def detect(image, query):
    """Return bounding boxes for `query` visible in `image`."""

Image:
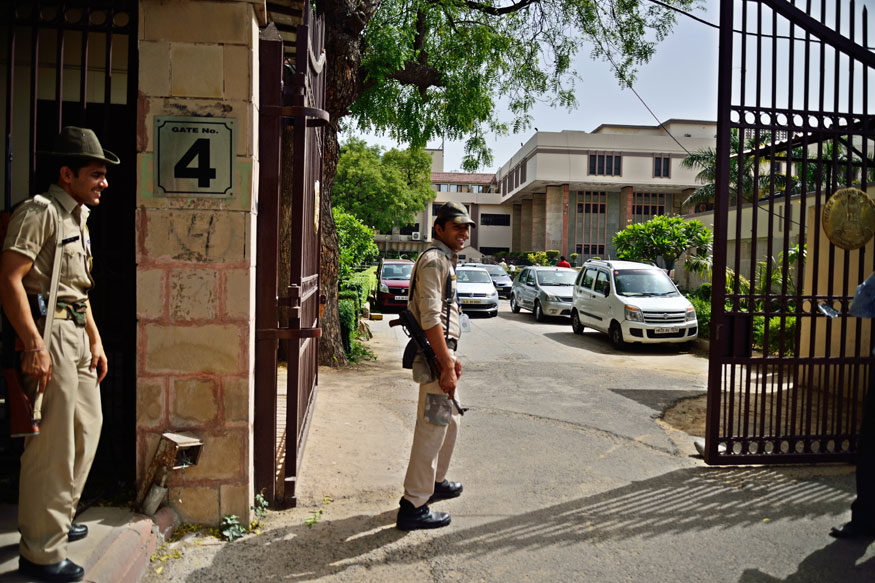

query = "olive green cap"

[38,126,120,165]
[435,201,476,228]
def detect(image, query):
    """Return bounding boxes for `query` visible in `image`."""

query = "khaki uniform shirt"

[408,240,460,341]
[3,184,94,303]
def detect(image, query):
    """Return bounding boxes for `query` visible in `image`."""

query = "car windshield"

[614,269,678,296]
[481,265,507,277]
[457,270,492,284]
[536,270,576,286]
[382,264,413,280]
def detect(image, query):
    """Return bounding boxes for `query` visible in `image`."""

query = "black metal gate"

[255,0,326,507]
[0,1,138,497]
[706,0,875,463]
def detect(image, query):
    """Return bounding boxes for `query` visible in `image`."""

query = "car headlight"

[544,294,557,302]
[380,283,389,293]
[685,307,697,321]
[624,305,644,322]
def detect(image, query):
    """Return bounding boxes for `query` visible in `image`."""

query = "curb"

[82,513,157,583]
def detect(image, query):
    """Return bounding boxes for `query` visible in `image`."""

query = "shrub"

[527,251,549,266]
[693,282,712,301]
[753,316,797,356]
[687,295,711,340]
[337,298,358,354]
[545,250,560,262]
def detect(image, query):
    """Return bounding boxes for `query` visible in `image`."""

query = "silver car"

[466,263,514,297]
[510,266,577,321]
[456,266,499,317]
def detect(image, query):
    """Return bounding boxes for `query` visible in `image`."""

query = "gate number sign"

[156,116,236,196]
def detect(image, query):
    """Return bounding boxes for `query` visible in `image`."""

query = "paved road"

[142,300,873,583]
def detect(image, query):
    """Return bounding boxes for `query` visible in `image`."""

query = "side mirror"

[603,286,610,297]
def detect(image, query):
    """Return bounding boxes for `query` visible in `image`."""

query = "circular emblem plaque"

[822,188,875,251]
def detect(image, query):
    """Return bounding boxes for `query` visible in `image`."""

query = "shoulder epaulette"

[31,194,51,208]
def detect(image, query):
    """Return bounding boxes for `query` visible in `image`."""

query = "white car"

[456,266,499,317]
[571,259,697,348]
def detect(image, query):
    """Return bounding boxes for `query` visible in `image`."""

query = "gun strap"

[409,247,454,342]
[32,199,64,422]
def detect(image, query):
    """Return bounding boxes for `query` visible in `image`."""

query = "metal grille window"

[573,191,608,260]
[631,193,666,223]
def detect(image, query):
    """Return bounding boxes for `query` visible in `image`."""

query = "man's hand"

[21,349,52,393]
[90,341,108,383]
[454,358,462,380]
[438,362,458,398]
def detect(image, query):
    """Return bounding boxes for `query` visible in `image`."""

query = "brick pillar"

[511,204,522,252]
[136,0,261,526]
[520,199,533,251]
[531,193,547,251]
[544,186,564,253]
[620,185,634,229]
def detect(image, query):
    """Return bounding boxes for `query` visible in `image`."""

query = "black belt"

[447,338,458,351]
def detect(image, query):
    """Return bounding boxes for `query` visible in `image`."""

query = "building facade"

[495,120,717,261]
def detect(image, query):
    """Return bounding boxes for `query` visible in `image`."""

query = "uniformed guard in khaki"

[396,200,474,531]
[0,126,114,582]
[404,239,462,507]
[6,185,101,564]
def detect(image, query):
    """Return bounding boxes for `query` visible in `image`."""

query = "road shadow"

[738,539,873,582]
[610,388,706,412]
[544,330,697,357]
[186,467,868,582]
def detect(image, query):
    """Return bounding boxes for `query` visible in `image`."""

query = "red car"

[376,259,415,310]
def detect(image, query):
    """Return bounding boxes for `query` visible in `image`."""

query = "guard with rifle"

[0,127,115,583]
[393,201,474,531]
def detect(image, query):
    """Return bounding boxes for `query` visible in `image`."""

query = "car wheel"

[571,310,584,335]
[609,321,625,349]
[534,300,545,322]
[510,294,521,313]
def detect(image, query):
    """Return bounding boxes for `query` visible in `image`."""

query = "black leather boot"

[19,557,85,582]
[396,497,451,530]
[428,479,463,503]
[68,523,88,542]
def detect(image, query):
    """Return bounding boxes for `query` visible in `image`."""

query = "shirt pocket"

[61,244,90,289]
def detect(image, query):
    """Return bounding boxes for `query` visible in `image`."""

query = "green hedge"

[338,298,357,354]
[337,266,378,359]
[687,295,711,340]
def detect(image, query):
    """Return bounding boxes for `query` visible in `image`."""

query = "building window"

[480,213,511,226]
[399,223,420,236]
[588,154,622,176]
[654,156,671,178]
[632,193,666,223]
[479,246,510,256]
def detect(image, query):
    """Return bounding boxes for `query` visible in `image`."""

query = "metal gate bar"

[706,0,875,464]
[0,1,138,483]
[255,0,325,507]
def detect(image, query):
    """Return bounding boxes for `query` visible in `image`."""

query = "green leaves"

[333,138,434,233]
[341,0,697,171]
[334,209,379,282]
[612,215,713,272]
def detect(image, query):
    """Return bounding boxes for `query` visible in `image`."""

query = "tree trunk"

[318,125,348,366]
[316,0,379,367]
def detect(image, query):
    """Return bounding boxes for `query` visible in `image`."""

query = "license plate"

[394,295,407,301]
[654,327,680,334]
[461,298,479,304]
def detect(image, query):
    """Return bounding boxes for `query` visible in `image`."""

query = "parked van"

[571,259,697,348]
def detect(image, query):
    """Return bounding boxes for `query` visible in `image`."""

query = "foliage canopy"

[333,138,434,233]
[612,214,713,272]
[345,0,698,170]
[334,209,379,281]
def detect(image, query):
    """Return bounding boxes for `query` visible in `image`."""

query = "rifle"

[390,309,466,415]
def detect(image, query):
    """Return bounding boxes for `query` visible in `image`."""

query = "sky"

[350,0,722,173]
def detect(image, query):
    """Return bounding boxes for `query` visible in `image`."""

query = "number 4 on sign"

[174,138,216,187]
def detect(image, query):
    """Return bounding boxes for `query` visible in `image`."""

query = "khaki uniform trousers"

[402,378,461,508]
[18,319,101,564]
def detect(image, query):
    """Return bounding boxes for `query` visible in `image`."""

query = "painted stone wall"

[135,0,262,525]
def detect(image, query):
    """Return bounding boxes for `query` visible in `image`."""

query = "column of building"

[135,0,260,525]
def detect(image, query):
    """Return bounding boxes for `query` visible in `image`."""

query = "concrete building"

[375,149,513,262]
[495,120,717,262]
